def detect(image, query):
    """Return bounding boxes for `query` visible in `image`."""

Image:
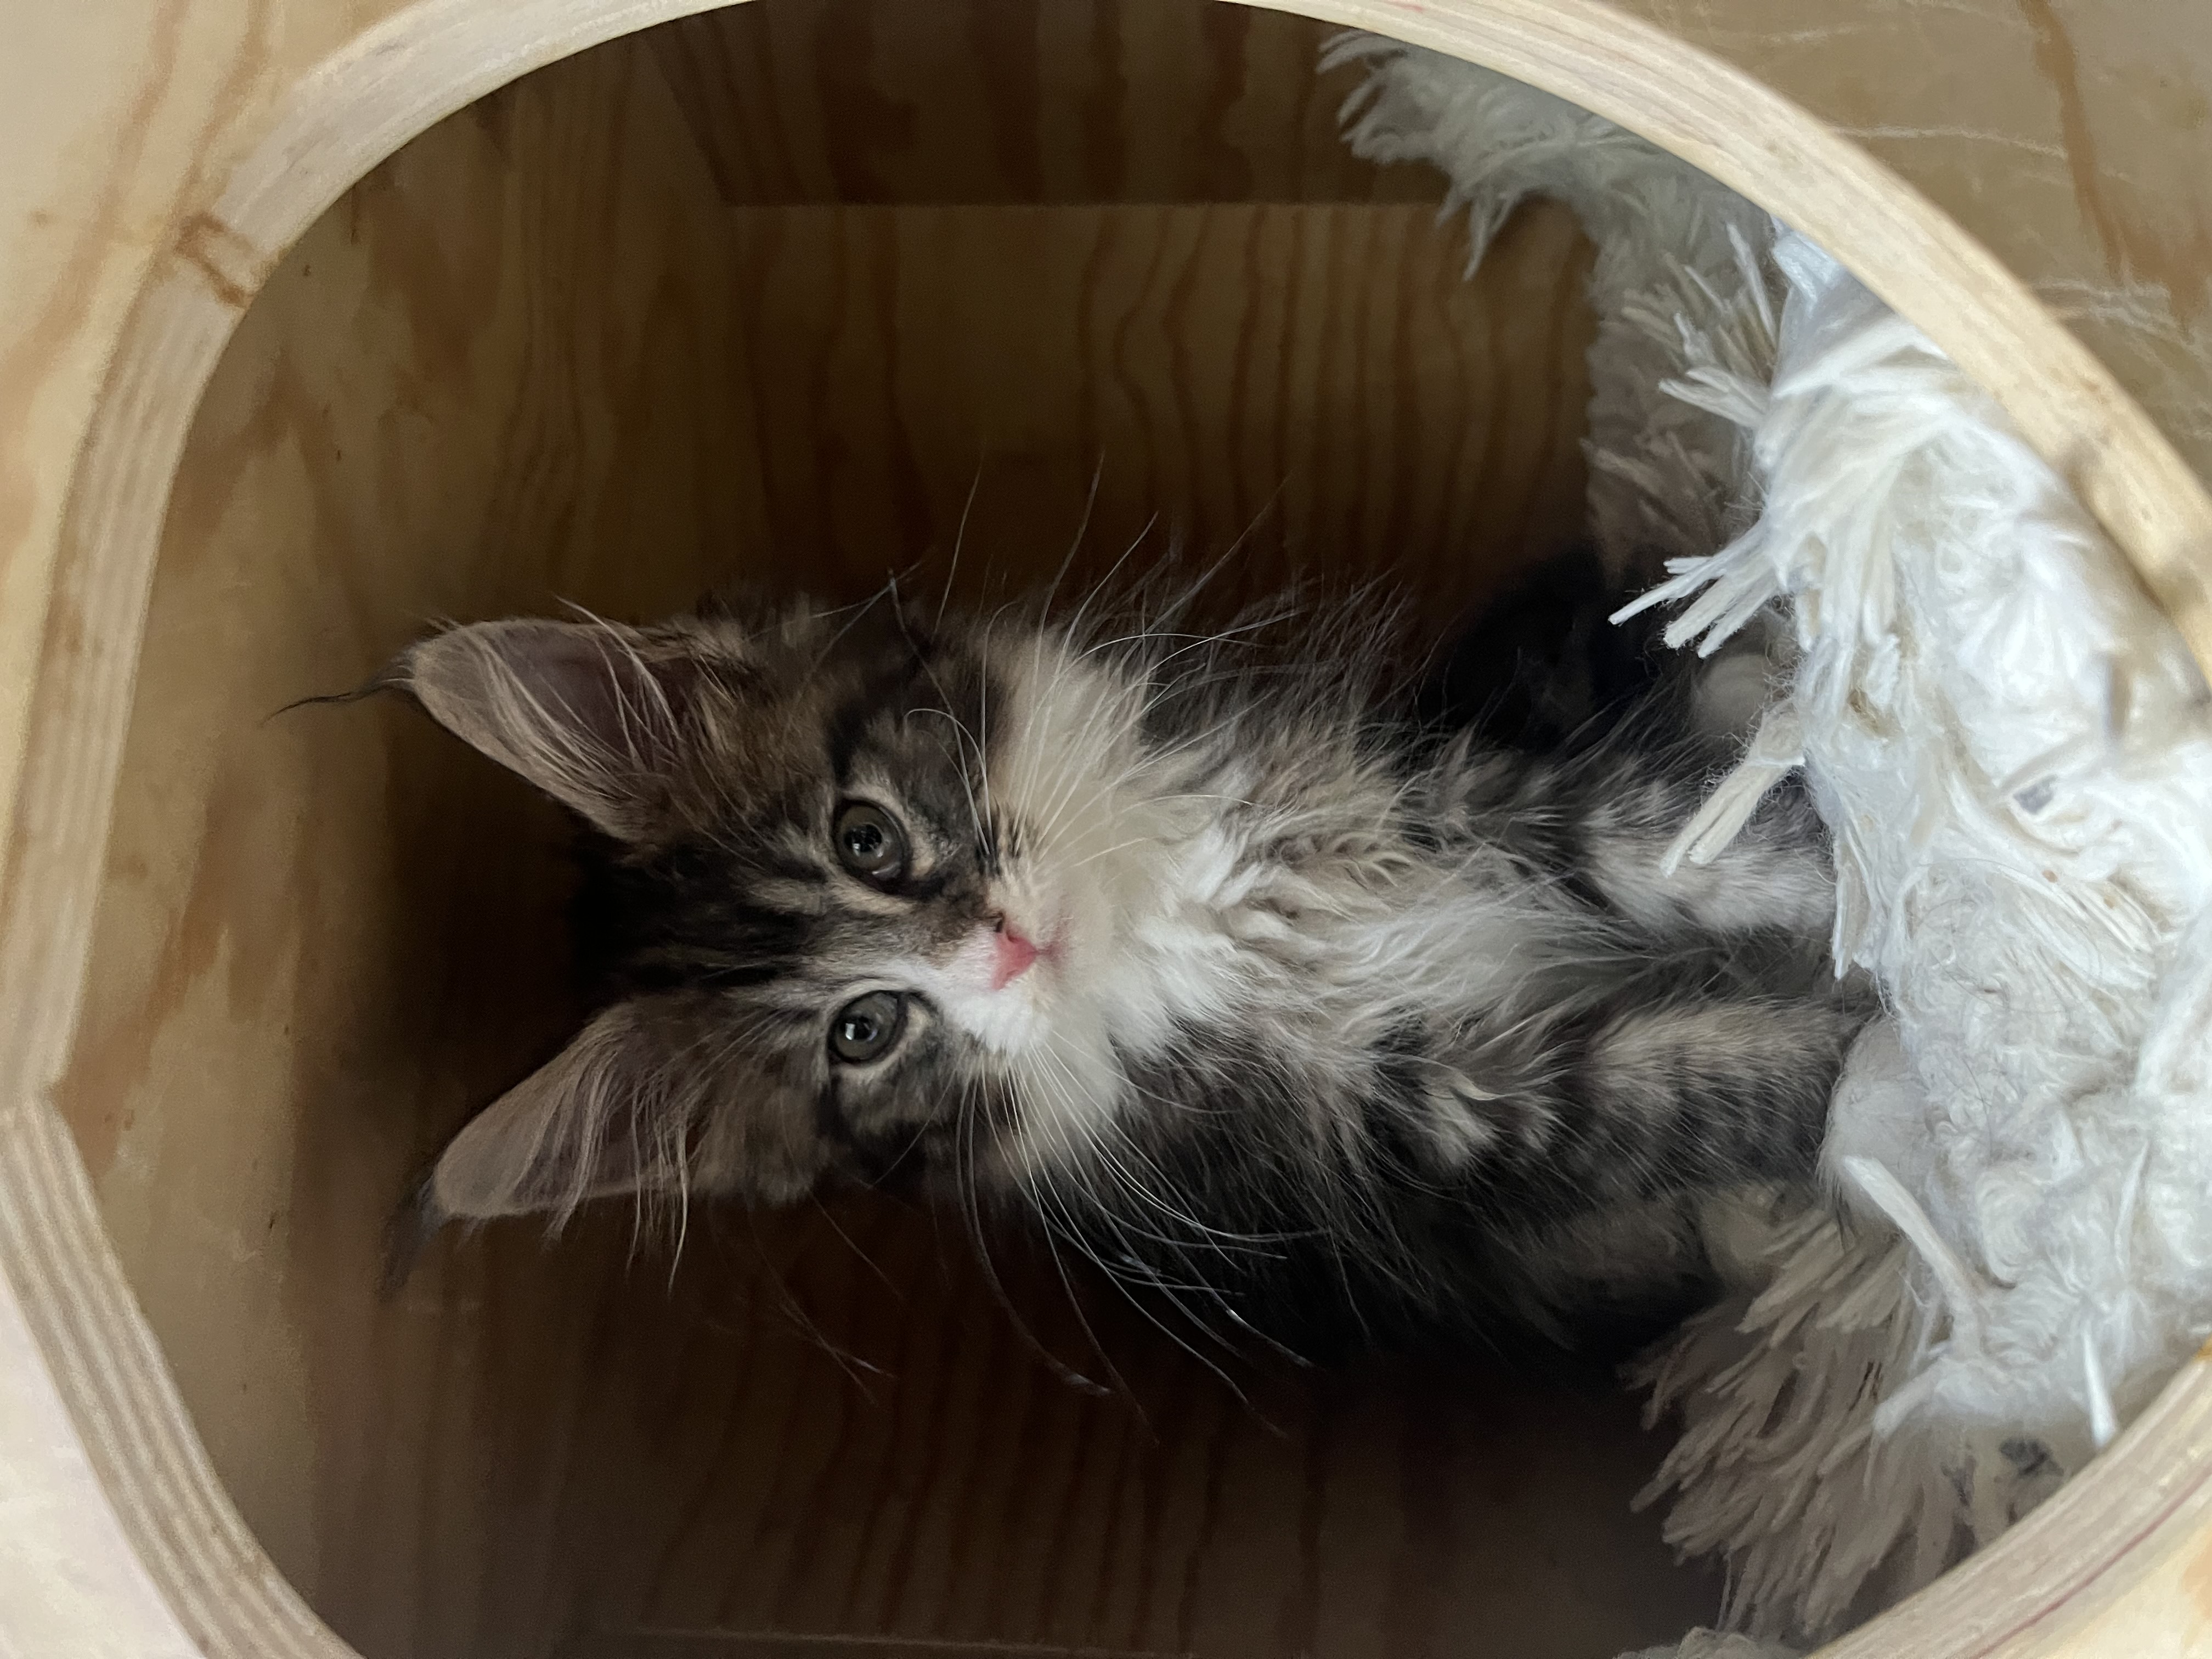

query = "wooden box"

[7,3,2212,1658]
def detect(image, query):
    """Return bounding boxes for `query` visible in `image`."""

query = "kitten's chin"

[947,990,1052,1057]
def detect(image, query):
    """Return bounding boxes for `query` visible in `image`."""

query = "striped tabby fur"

[383,550,1870,1358]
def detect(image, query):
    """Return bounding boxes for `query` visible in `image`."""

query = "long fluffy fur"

[386,571,1866,1368]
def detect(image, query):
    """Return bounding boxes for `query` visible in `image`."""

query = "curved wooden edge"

[1816,1342,2212,1659]
[3,3,2211,1658]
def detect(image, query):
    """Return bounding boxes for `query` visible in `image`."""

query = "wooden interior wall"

[645,0,1435,205]
[51,6,1717,1658]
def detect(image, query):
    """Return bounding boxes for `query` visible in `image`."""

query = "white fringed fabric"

[1334,38,2212,1657]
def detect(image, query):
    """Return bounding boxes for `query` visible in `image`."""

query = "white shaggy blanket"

[1332,37,2212,1655]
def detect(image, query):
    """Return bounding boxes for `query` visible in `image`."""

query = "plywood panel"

[51,27,1660,1659]
[704,196,1593,610]
[646,0,1446,204]
[519,1206,1711,1659]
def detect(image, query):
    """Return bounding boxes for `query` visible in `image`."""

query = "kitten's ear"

[394,1001,821,1282]
[413,1000,710,1239]
[394,618,706,838]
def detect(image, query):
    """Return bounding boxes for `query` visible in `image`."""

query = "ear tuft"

[394,618,704,838]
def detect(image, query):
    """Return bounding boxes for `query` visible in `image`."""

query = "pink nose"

[991,921,1041,989]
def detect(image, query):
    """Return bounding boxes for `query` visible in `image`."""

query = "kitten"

[379,554,1870,1358]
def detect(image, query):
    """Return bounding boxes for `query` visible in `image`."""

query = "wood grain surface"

[50,24,1677,1659]
[645,0,1443,205]
[10,3,2212,1659]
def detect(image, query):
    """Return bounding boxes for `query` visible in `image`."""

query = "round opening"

[55,5,1718,1656]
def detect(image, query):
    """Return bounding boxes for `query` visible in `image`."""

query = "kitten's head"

[390,592,1192,1240]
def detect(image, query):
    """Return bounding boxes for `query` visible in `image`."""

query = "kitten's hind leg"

[1421,540,1789,752]
[1417,541,1664,750]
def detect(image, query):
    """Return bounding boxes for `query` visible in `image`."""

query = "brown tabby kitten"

[376,550,1869,1358]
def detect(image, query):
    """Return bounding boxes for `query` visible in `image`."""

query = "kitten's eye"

[830,991,906,1064]
[834,800,909,882]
